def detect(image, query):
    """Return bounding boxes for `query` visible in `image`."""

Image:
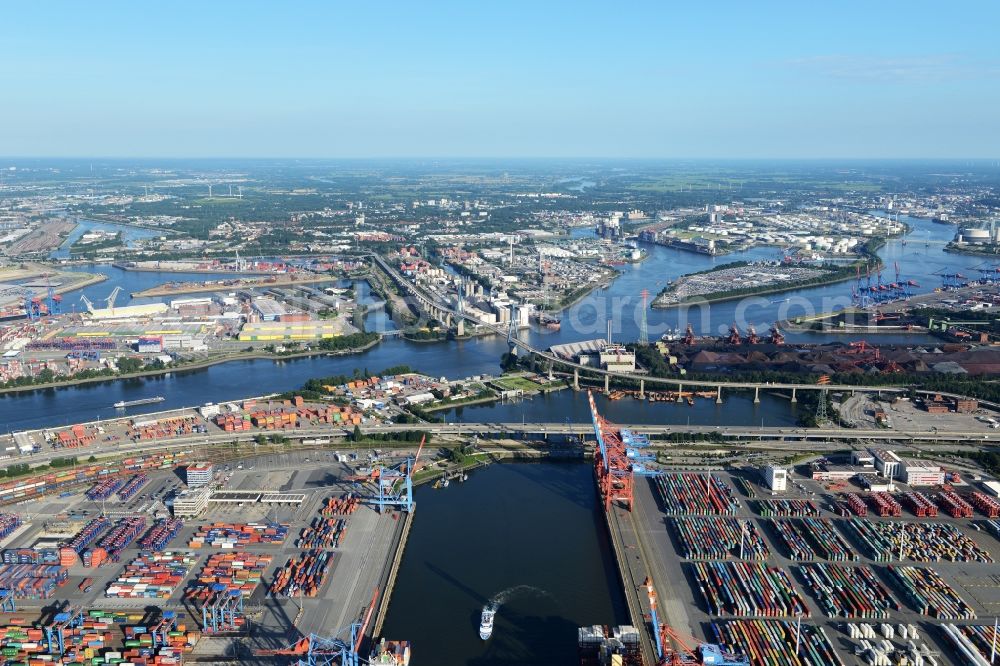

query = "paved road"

[9,419,1000,469]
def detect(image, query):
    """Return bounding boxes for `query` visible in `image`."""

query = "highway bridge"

[370,253,914,400]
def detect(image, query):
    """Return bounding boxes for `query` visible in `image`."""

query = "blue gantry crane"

[369,436,424,513]
[201,585,244,633]
[44,606,84,655]
[255,588,380,666]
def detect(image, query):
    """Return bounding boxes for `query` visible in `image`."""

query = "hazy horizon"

[4,1,999,159]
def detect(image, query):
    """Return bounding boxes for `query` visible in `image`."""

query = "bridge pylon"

[507,305,520,356]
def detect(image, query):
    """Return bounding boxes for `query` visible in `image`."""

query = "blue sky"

[2,1,999,158]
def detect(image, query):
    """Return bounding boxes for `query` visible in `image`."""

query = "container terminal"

[0,432,419,663]
[583,392,1000,666]
[5,394,1000,663]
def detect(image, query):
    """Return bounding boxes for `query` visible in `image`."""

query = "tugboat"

[479,607,495,640]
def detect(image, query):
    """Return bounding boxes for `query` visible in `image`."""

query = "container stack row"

[937,491,974,519]
[670,517,769,561]
[711,620,845,666]
[96,516,147,562]
[841,519,992,563]
[186,552,272,602]
[86,477,126,501]
[297,517,348,550]
[63,517,110,554]
[752,499,819,518]
[0,513,22,540]
[868,492,902,518]
[269,549,333,598]
[320,493,360,516]
[654,474,739,516]
[768,520,818,561]
[799,564,898,619]
[116,473,148,502]
[901,491,937,518]
[0,563,67,599]
[843,493,868,517]
[888,565,976,619]
[188,522,289,548]
[2,548,59,565]
[690,561,808,617]
[139,518,184,551]
[106,552,197,599]
[970,492,1000,519]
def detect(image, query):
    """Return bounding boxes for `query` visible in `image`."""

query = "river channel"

[3,213,978,431]
[379,462,628,666]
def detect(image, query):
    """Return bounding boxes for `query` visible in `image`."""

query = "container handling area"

[586,391,1000,666]
[0,446,415,665]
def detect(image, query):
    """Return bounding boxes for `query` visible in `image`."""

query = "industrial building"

[237,321,348,341]
[870,448,902,481]
[172,487,209,517]
[251,297,286,321]
[185,462,213,487]
[763,465,787,492]
[899,458,945,486]
[84,302,169,320]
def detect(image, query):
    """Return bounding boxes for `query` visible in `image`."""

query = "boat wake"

[484,585,552,613]
[480,585,551,640]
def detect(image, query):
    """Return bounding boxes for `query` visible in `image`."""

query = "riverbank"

[0,336,381,396]
[944,243,1000,257]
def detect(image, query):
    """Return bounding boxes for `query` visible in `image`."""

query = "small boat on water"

[479,607,495,640]
[113,396,165,409]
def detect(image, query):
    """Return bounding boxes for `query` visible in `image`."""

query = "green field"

[493,375,542,392]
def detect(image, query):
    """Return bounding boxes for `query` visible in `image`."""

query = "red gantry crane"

[588,391,635,512]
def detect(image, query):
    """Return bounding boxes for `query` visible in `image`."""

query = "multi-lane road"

[8,419,998,470]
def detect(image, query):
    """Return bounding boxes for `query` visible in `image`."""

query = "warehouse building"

[251,297,286,321]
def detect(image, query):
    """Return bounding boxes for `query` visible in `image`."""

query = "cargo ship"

[479,607,495,640]
[532,312,562,330]
[113,396,165,409]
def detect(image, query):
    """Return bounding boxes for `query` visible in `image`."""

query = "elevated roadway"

[369,253,912,397]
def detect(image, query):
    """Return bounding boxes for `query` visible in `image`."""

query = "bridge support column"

[677,384,684,403]
[547,362,554,381]
[573,367,579,391]
[716,386,722,404]
[456,319,465,337]
[790,387,797,403]
[604,374,610,394]
[754,386,760,404]
[638,379,645,399]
